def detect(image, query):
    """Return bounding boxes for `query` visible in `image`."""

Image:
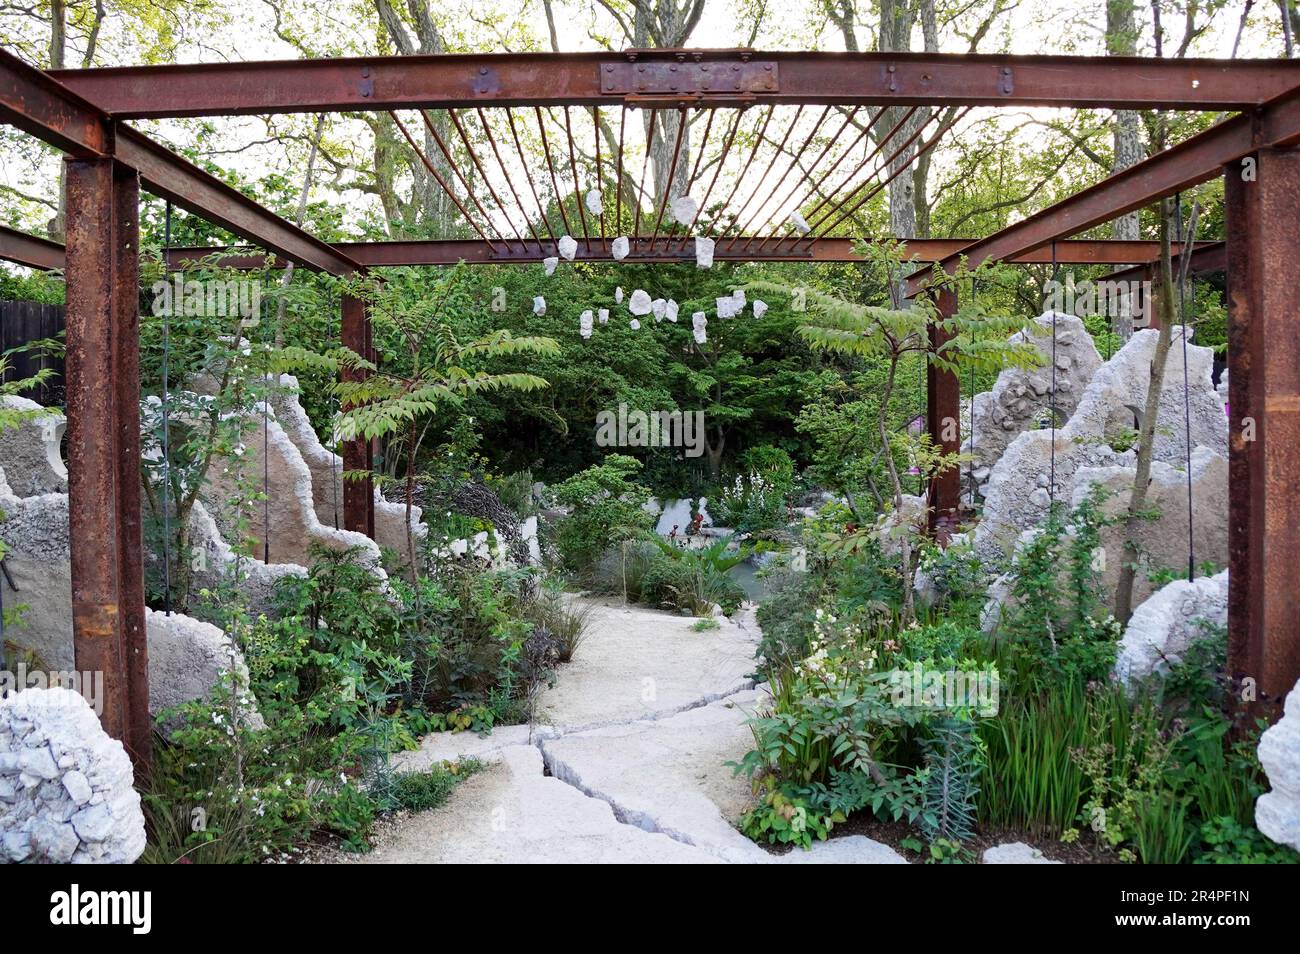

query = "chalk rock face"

[585,189,603,216]
[611,237,630,261]
[628,289,653,316]
[875,494,927,557]
[963,313,1101,500]
[145,608,263,729]
[671,195,698,225]
[271,375,423,562]
[0,396,66,497]
[1114,570,1228,685]
[543,256,559,276]
[1257,677,1300,852]
[0,687,146,864]
[983,842,1061,864]
[1073,447,1229,609]
[557,235,578,261]
[975,327,1226,568]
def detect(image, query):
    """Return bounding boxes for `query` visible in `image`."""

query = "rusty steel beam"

[0,224,66,271]
[906,83,1300,298]
[1226,150,1300,720]
[340,294,375,540]
[159,237,1189,270]
[48,50,1300,118]
[0,49,359,276]
[1102,240,1226,286]
[926,287,961,537]
[64,157,152,772]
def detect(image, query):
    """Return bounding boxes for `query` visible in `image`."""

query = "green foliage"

[551,454,654,574]
[385,760,482,813]
[639,535,750,616]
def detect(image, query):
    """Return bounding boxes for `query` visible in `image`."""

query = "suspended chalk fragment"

[533,296,547,316]
[695,236,714,269]
[558,235,578,260]
[716,296,739,319]
[665,299,679,323]
[732,288,746,307]
[630,318,641,330]
[671,195,698,225]
[789,210,811,234]
[753,299,768,319]
[652,298,666,321]
[628,289,652,315]
[611,236,630,261]
[543,256,559,276]
[598,308,610,324]
[692,311,708,344]
[579,310,594,338]
[585,189,604,216]
[615,286,624,304]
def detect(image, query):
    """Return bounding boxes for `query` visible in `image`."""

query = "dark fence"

[0,299,65,406]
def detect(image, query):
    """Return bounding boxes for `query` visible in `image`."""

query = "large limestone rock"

[271,374,425,560]
[975,327,1226,568]
[202,402,383,571]
[145,608,263,728]
[1114,570,1228,685]
[1074,447,1229,608]
[963,313,1102,498]
[0,687,146,864]
[876,493,927,557]
[1256,677,1300,852]
[185,499,307,618]
[0,396,66,497]
[982,842,1061,864]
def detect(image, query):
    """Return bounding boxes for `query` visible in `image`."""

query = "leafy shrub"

[639,536,749,616]
[551,455,654,575]
[385,760,482,813]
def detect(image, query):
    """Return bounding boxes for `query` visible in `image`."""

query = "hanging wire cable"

[326,284,340,530]
[261,292,271,565]
[592,106,607,243]
[614,104,627,236]
[1175,193,1200,580]
[1049,240,1059,509]
[970,275,977,509]
[160,202,174,615]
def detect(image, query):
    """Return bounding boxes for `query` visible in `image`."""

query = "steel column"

[926,288,961,537]
[1225,150,1300,719]
[64,157,151,771]
[340,294,375,539]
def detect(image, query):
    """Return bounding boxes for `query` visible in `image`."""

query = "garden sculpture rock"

[629,289,652,316]
[695,236,714,269]
[752,299,768,319]
[1256,677,1300,852]
[612,236,630,261]
[671,195,698,225]
[579,311,593,338]
[1114,570,1229,685]
[585,189,603,216]
[533,295,546,315]
[665,299,679,322]
[543,256,558,276]
[789,210,811,234]
[692,312,708,344]
[557,235,578,261]
[0,396,66,496]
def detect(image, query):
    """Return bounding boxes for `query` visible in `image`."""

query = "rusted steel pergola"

[2,46,1298,768]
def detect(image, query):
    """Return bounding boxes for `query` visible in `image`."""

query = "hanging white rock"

[630,318,641,330]
[579,310,594,338]
[557,235,578,261]
[692,311,708,344]
[543,256,559,276]
[732,288,746,307]
[716,296,739,319]
[628,289,652,315]
[752,299,768,319]
[671,195,698,226]
[615,286,624,304]
[598,308,610,324]
[585,189,604,216]
[533,296,547,316]
[652,298,667,321]
[695,236,715,269]
[789,210,811,234]
[665,299,679,323]
[611,236,630,261]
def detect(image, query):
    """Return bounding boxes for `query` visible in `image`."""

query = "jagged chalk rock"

[983,843,1061,864]
[652,298,666,321]
[695,236,714,269]
[752,299,768,319]
[585,189,603,216]
[543,256,559,276]
[789,210,811,234]
[716,296,740,319]
[671,195,698,225]
[611,236,630,261]
[614,286,624,304]
[145,608,263,731]
[665,299,679,323]
[557,235,578,261]
[0,688,145,864]
[629,318,641,330]
[692,312,708,344]
[1114,570,1229,685]
[598,308,609,324]
[1256,677,1300,852]
[732,289,746,308]
[533,296,546,316]
[579,310,594,339]
[628,289,652,316]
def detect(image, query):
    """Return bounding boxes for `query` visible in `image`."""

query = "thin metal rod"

[685,106,718,189]
[615,104,627,235]
[719,104,805,246]
[802,105,922,235]
[534,106,573,236]
[447,108,527,249]
[739,104,832,249]
[160,201,173,615]
[475,106,547,245]
[633,109,655,242]
[592,106,607,241]
[710,104,776,238]
[389,110,503,252]
[768,105,890,251]
[417,108,508,248]
[506,108,559,241]
[677,106,746,249]
[649,107,688,247]
[561,106,591,251]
